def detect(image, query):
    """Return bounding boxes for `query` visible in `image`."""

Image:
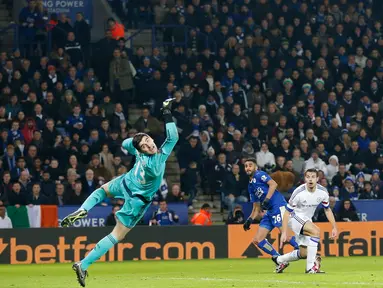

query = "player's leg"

[301,221,321,273]
[73,219,131,287]
[275,236,307,266]
[81,219,130,270]
[62,177,121,227]
[253,216,280,257]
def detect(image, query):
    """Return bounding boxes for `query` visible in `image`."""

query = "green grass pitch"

[1,257,383,288]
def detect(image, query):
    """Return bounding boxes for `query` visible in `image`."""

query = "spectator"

[67,180,86,205]
[108,18,125,40]
[340,177,358,200]
[28,183,48,205]
[359,181,375,199]
[0,172,11,206]
[304,150,328,175]
[326,155,339,183]
[106,205,120,226]
[109,49,134,109]
[52,183,67,206]
[82,169,97,196]
[337,199,360,222]
[191,203,212,226]
[0,205,12,228]
[74,12,91,58]
[223,164,248,212]
[41,171,55,198]
[166,184,185,203]
[314,196,337,223]
[88,155,112,182]
[134,107,164,141]
[8,182,27,206]
[65,32,83,66]
[227,204,245,224]
[150,200,179,226]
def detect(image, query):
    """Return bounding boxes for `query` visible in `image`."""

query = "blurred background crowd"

[1,0,383,227]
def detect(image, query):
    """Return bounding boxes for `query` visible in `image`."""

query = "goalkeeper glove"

[161,98,176,123]
[243,217,252,231]
[261,198,271,211]
[162,98,176,114]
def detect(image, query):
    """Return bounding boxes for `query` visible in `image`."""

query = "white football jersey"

[286,183,329,219]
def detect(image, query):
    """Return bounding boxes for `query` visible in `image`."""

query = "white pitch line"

[144,277,383,286]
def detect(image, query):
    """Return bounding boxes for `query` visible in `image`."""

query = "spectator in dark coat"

[8,182,27,206]
[177,136,202,170]
[28,183,48,205]
[337,199,359,222]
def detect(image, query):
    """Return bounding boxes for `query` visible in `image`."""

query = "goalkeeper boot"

[61,209,88,227]
[72,262,88,287]
[272,256,289,273]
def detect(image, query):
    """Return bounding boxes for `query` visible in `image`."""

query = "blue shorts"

[108,175,152,228]
[259,205,286,231]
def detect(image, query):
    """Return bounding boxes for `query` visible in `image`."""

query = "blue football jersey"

[248,170,287,211]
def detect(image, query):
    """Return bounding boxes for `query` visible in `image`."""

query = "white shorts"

[288,214,311,247]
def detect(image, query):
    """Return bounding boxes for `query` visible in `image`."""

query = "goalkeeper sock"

[80,188,106,212]
[81,233,118,270]
[306,237,320,271]
[289,236,299,250]
[256,239,280,256]
[277,249,302,264]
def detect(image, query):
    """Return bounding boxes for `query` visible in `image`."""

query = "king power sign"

[42,1,93,24]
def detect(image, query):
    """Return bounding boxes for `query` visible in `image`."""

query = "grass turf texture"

[1,257,383,288]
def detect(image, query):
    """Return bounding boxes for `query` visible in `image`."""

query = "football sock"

[277,249,302,264]
[80,188,106,212]
[307,237,320,271]
[256,239,280,256]
[81,233,118,270]
[289,236,299,249]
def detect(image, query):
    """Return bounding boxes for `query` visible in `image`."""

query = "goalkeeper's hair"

[132,133,149,152]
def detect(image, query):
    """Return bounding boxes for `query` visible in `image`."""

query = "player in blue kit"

[243,158,299,272]
[61,99,178,287]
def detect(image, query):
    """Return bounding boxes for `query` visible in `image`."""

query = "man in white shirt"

[0,205,12,229]
[304,150,328,175]
[256,142,276,169]
[273,169,338,273]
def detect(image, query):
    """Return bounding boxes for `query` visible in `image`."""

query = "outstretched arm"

[148,99,179,175]
[122,138,138,156]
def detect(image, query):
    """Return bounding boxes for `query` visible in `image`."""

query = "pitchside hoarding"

[0,226,227,264]
[0,223,382,264]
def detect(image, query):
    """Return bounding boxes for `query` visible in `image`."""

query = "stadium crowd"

[2,0,383,226]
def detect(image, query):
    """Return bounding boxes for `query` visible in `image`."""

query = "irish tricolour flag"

[6,205,58,228]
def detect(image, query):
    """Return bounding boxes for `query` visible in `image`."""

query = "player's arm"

[259,171,278,210]
[147,99,179,176]
[249,202,260,220]
[122,138,138,156]
[265,178,278,200]
[243,191,260,231]
[322,194,338,239]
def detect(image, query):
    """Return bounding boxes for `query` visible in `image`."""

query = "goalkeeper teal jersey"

[121,122,178,201]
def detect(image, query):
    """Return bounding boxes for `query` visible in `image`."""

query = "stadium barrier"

[1,222,382,264]
[242,200,383,221]
[58,204,189,227]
